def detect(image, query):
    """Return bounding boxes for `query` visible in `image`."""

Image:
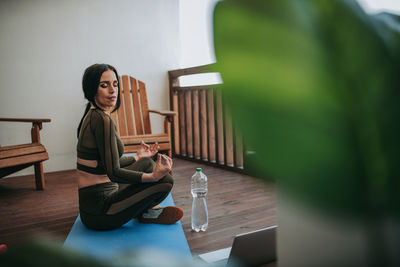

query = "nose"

[108,84,117,94]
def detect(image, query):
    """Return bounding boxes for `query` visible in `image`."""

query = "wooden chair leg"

[34,162,45,190]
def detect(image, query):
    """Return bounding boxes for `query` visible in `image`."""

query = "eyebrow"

[99,80,118,84]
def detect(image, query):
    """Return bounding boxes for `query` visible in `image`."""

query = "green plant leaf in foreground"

[213,0,400,218]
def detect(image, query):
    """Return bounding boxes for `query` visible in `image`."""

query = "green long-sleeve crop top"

[77,108,143,183]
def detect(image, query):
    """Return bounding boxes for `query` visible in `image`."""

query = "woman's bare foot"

[139,206,183,225]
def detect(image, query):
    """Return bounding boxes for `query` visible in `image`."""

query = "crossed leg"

[105,157,173,218]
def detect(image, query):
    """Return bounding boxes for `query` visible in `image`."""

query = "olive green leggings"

[78,157,173,230]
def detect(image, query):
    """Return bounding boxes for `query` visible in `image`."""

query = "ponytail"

[77,103,91,138]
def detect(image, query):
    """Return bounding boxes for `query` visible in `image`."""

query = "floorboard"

[0,158,276,256]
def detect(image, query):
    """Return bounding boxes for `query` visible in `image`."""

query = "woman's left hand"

[142,154,172,182]
[136,141,159,160]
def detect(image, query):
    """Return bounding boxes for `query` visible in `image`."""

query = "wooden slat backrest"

[114,75,155,137]
[115,75,152,137]
[138,80,151,134]
[110,111,118,129]
[130,76,144,135]
[117,76,128,136]
[121,76,135,136]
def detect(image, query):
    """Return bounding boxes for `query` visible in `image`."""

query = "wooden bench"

[0,118,51,190]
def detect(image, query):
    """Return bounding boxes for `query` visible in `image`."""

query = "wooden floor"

[0,158,276,256]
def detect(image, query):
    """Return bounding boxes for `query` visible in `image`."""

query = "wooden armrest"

[0,118,51,130]
[0,118,51,123]
[148,110,176,117]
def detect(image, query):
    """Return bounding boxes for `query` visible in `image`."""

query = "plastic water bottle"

[191,168,208,232]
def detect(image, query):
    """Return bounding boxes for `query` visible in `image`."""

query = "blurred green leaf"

[213,0,400,217]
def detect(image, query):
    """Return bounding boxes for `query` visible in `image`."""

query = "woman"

[76,63,183,230]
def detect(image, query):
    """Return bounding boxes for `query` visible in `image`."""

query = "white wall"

[178,0,222,88]
[0,0,180,176]
[179,0,216,68]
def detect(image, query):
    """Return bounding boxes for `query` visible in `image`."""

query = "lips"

[108,96,117,101]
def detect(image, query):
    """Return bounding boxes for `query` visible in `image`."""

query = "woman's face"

[95,69,118,113]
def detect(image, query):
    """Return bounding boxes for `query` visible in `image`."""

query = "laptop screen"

[227,225,277,267]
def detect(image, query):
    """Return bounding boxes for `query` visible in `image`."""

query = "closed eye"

[99,81,118,88]
[99,83,108,88]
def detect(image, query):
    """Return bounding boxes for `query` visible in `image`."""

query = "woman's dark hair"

[77,64,121,137]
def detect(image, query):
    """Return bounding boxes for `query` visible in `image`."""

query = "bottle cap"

[196,168,202,172]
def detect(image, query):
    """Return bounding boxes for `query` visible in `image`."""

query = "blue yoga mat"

[63,194,191,261]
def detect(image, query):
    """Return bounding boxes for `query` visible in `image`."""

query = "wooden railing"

[168,64,244,170]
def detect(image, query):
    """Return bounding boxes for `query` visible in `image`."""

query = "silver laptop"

[199,225,277,266]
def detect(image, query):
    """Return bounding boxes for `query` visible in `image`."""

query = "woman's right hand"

[135,141,159,161]
[141,154,172,182]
